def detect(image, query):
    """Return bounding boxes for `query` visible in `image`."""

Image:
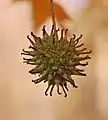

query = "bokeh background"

[0,0,108,120]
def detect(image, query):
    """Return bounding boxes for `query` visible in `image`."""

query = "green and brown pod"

[21,0,92,97]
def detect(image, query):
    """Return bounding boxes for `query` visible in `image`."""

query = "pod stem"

[50,0,58,40]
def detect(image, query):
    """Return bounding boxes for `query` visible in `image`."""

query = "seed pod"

[21,0,92,97]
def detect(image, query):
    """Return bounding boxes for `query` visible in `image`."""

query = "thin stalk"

[50,0,58,40]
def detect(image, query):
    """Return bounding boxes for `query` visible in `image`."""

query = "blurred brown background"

[0,0,108,120]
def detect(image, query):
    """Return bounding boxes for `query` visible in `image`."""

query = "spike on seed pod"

[21,0,92,97]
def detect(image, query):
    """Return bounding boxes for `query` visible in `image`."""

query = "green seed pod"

[21,0,92,97]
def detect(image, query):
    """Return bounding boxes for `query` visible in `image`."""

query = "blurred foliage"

[13,0,72,30]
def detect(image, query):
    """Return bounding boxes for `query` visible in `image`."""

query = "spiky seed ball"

[21,25,91,97]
